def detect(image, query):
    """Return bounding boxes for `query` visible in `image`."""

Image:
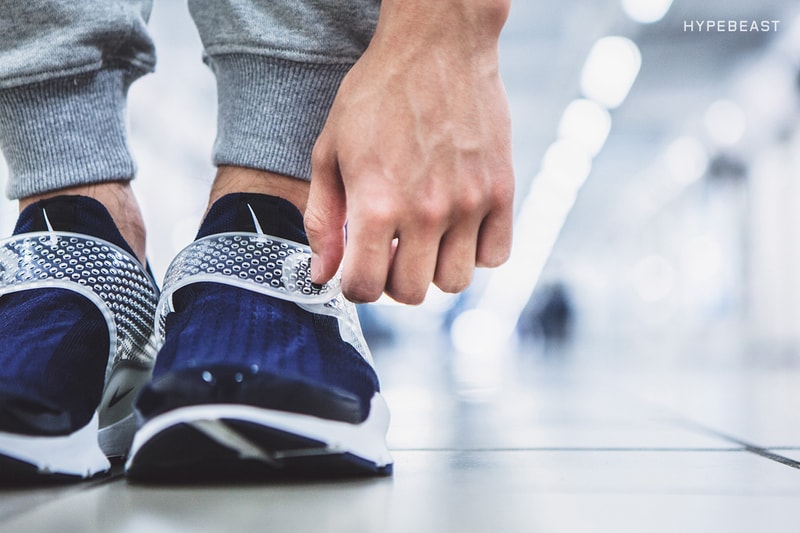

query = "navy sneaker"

[125,193,392,481]
[0,196,158,481]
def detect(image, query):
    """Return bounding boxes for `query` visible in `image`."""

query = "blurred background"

[2,0,800,394]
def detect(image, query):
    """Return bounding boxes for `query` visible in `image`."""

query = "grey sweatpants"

[0,0,380,199]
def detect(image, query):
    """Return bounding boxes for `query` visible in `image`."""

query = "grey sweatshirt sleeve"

[0,1,379,199]
[0,1,155,199]
[188,0,381,181]
[0,0,155,89]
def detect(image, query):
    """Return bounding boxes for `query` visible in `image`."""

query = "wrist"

[372,0,510,54]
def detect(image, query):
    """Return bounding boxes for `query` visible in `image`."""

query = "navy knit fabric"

[0,196,137,433]
[151,193,379,412]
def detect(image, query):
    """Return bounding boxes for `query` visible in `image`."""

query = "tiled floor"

[2,335,800,532]
[3,2,800,531]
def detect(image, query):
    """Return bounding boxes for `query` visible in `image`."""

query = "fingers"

[306,139,347,284]
[476,182,514,268]
[339,207,396,303]
[334,196,510,304]
[342,209,484,305]
[385,231,440,305]
[433,221,481,294]
[310,185,511,303]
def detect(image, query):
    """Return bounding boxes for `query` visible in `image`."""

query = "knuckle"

[415,200,448,229]
[491,175,516,207]
[303,208,326,235]
[456,188,485,215]
[310,147,323,169]
[365,205,396,227]
[310,136,330,168]
[356,199,396,227]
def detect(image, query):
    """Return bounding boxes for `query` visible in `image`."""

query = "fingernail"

[310,252,321,283]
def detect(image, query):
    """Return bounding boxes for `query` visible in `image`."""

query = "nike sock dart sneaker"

[0,196,158,481]
[125,193,393,481]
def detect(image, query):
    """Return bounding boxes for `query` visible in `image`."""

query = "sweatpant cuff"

[0,69,136,199]
[210,54,352,181]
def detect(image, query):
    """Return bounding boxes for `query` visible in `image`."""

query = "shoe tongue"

[13,195,137,258]
[197,193,308,245]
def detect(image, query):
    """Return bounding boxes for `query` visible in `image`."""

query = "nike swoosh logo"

[108,386,136,408]
[42,208,58,246]
[42,208,55,232]
[246,203,265,235]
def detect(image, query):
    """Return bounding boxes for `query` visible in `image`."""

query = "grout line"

[744,449,800,470]
[730,444,800,470]
[670,419,800,470]
[389,447,748,452]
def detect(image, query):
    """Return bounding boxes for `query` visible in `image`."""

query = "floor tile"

[384,384,737,450]
[610,369,800,448]
[378,342,741,450]
[4,450,800,533]
[0,481,100,525]
[384,450,800,533]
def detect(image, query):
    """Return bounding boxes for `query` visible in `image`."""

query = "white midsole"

[126,393,393,469]
[0,413,110,478]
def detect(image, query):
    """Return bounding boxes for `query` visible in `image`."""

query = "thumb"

[306,141,347,285]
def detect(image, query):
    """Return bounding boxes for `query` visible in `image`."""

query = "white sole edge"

[0,413,109,478]
[126,393,393,470]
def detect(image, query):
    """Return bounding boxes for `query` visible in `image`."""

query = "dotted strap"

[156,232,372,364]
[0,232,159,377]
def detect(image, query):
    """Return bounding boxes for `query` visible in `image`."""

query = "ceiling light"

[704,99,747,147]
[558,98,613,157]
[620,0,673,24]
[665,137,709,186]
[580,36,642,109]
[541,139,594,189]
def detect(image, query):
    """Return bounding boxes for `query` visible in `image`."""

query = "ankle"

[18,182,147,264]
[208,166,310,215]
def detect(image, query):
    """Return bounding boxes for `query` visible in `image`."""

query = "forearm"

[371,0,510,58]
[356,0,511,112]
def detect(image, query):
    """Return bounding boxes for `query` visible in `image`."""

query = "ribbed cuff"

[0,69,136,199]
[210,54,352,181]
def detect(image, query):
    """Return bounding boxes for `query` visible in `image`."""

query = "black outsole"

[126,420,392,484]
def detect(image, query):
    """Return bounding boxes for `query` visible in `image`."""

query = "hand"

[305,0,514,305]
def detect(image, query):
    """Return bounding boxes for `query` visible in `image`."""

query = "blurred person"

[518,282,575,356]
[0,0,513,481]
